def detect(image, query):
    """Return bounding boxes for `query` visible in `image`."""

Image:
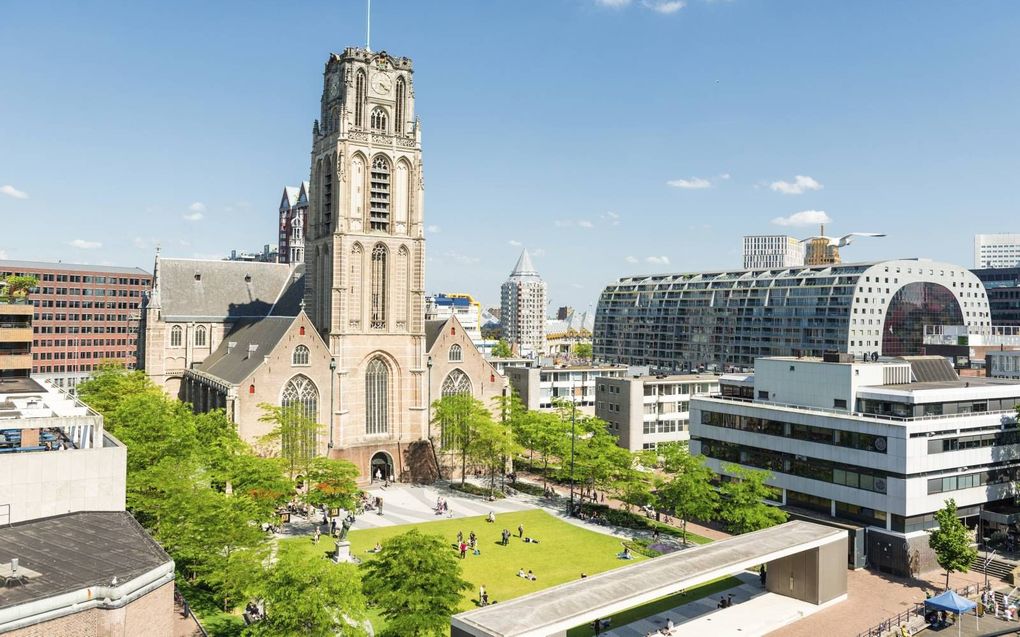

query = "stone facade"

[303,48,427,482]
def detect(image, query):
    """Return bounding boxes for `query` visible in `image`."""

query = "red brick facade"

[5,581,174,637]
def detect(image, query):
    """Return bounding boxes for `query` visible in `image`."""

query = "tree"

[655,453,718,544]
[0,274,37,299]
[245,548,368,637]
[531,411,569,489]
[571,417,637,505]
[303,457,361,512]
[491,339,512,358]
[362,529,470,636]
[432,394,492,484]
[928,499,978,590]
[573,342,593,363]
[258,403,323,479]
[77,365,163,420]
[717,464,787,534]
[471,416,519,496]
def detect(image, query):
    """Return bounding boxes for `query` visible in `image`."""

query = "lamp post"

[569,380,577,517]
[426,356,433,440]
[328,358,336,451]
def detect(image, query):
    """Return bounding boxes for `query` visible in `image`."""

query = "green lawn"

[280,508,646,612]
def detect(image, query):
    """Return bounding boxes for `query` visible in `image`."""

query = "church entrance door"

[371,451,394,483]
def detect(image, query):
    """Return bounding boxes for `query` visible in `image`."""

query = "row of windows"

[33,339,128,347]
[700,410,888,453]
[926,467,1017,495]
[699,438,889,494]
[34,314,132,322]
[0,271,146,285]
[35,288,141,297]
[35,300,138,309]
[927,428,1020,454]
[36,326,133,334]
[642,420,689,434]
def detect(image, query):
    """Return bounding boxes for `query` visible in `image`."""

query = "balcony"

[0,327,33,343]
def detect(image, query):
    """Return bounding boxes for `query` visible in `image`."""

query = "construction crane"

[800,225,886,265]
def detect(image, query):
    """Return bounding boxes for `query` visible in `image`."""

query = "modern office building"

[0,376,175,635]
[504,364,627,415]
[278,182,309,265]
[0,260,152,394]
[973,267,1020,326]
[922,325,1020,371]
[596,374,719,451]
[594,259,991,372]
[426,293,483,343]
[974,234,1020,269]
[743,235,805,269]
[986,351,1020,379]
[500,249,547,358]
[690,354,1020,575]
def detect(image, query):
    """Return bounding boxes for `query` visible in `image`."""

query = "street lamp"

[426,356,433,441]
[328,358,336,451]
[569,380,577,516]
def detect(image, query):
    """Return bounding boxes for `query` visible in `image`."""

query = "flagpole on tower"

[366,0,372,52]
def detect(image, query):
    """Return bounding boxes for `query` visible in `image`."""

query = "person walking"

[459,541,467,559]
[518,523,524,538]
[759,565,767,588]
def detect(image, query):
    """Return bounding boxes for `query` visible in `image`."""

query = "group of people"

[457,530,481,559]
[642,618,675,636]
[717,593,736,609]
[517,568,538,581]
[434,497,451,516]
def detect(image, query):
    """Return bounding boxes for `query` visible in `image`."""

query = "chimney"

[11,558,18,574]
[227,341,237,354]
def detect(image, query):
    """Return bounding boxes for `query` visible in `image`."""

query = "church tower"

[304,47,426,481]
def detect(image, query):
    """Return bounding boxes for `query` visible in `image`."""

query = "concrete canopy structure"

[451,520,847,637]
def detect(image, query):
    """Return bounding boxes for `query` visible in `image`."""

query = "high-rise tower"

[500,249,547,357]
[304,47,426,479]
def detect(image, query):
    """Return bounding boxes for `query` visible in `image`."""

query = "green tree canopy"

[717,464,787,534]
[258,403,323,479]
[362,529,470,636]
[572,342,593,362]
[245,548,368,637]
[491,339,512,358]
[432,393,493,484]
[928,498,977,590]
[654,452,718,543]
[303,456,361,512]
[0,274,37,299]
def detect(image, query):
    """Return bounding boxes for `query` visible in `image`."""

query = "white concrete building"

[596,374,720,451]
[975,233,1020,269]
[690,353,1020,575]
[742,235,805,269]
[505,364,627,416]
[500,249,547,358]
[426,293,483,343]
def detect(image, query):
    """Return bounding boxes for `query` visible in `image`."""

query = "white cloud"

[0,185,28,199]
[645,256,671,265]
[188,201,207,212]
[666,177,712,189]
[625,256,639,264]
[508,239,523,247]
[183,212,204,221]
[578,220,594,229]
[426,224,441,234]
[606,211,620,219]
[769,175,823,195]
[68,239,102,249]
[771,210,832,227]
[596,0,631,6]
[642,0,685,13]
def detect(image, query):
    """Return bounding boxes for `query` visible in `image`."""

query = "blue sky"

[1,1,1018,310]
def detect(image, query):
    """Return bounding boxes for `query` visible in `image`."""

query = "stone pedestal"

[333,540,353,563]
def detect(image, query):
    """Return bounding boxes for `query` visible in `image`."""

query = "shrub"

[449,482,505,499]
[622,539,662,558]
[512,481,546,497]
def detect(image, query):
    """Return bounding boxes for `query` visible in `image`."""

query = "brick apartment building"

[0,260,152,393]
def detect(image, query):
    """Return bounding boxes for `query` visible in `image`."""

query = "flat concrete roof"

[452,520,846,637]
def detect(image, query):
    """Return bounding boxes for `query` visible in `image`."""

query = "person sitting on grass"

[527,570,537,581]
[487,511,495,523]
[618,547,633,559]
[524,536,540,543]
[367,542,382,554]
[517,568,526,578]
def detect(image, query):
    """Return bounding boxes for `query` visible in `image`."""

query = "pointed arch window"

[394,77,406,134]
[370,156,391,231]
[194,325,207,347]
[370,107,388,133]
[440,369,473,448]
[292,344,310,366]
[449,344,463,362]
[323,155,334,228]
[371,244,387,329]
[170,325,182,348]
[354,70,366,127]
[366,357,389,434]
[281,374,319,461]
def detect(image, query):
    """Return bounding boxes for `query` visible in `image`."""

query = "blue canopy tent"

[925,590,978,636]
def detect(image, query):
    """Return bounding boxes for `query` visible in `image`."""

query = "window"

[281,375,319,461]
[449,344,462,362]
[293,344,310,366]
[194,325,207,347]
[354,70,366,126]
[394,77,406,134]
[370,107,388,132]
[442,369,472,396]
[370,156,391,231]
[366,357,389,434]
[170,325,182,347]
[371,244,387,328]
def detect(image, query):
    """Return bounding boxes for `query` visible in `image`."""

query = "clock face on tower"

[372,75,392,95]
